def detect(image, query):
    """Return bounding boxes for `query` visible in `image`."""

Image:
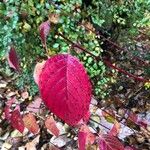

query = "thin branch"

[58,33,98,59]
[58,33,148,82]
[81,24,150,67]
[90,118,110,130]
[103,59,148,82]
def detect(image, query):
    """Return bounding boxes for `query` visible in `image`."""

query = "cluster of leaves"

[1,0,149,98]
[0,0,50,95]
[0,0,111,98]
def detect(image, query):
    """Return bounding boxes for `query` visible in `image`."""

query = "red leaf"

[99,134,124,150]
[45,116,59,136]
[39,54,92,126]
[7,47,19,71]
[33,61,46,85]
[78,131,87,150]
[10,109,24,133]
[39,21,50,47]
[109,121,120,136]
[23,113,40,134]
[80,124,96,145]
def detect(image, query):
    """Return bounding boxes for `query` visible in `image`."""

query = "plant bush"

[0,0,149,98]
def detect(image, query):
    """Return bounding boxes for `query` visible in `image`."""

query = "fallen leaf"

[2,142,12,150]
[80,124,96,145]
[10,109,24,133]
[25,135,40,150]
[23,113,39,134]
[102,110,116,123]
[50,135,70,148]
[99,134,124,150]
[4,106,10,120]
[45,116,59,136]
[27,97,42,113]
[86,144,98,150]
[21,91,29,99]
[109,121,121,136]
[128,111,138,123]
[33,61,46,85]
[7,46,20,71]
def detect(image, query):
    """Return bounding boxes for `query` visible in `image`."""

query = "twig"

[58,33,148,82]
[81,24,150,67]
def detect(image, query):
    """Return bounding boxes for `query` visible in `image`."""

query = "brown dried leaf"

[23,113,40,134]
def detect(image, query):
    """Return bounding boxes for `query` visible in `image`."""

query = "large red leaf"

[7,47,19,71]
[39,21,50,47]
[39,54,92,126]
[99,134,124,150]
[10,109,24,133]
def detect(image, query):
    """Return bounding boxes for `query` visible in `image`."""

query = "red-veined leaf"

[99,134,124,150]
[23,113,40,134]
[33,61,46,85]
[45,116,59,136]
[128,111,147,128]
[39,21,50,47]
[10,109,24,133]
[39,54,92,126]
[7,47,19,71]
[27,97,42,113]
[78,131,87,150]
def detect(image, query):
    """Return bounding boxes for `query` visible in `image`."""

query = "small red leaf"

[10,109,24,133]
[7,47,19,71]
[99,134,124,150]
[33,61,46,85]
[78,131,87,150]
[23,113,40,134]
[109,121,120,136]
[39,21,50,47]
[39,54,92,126]
[45,116,59,136]
[80,124,96,145]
